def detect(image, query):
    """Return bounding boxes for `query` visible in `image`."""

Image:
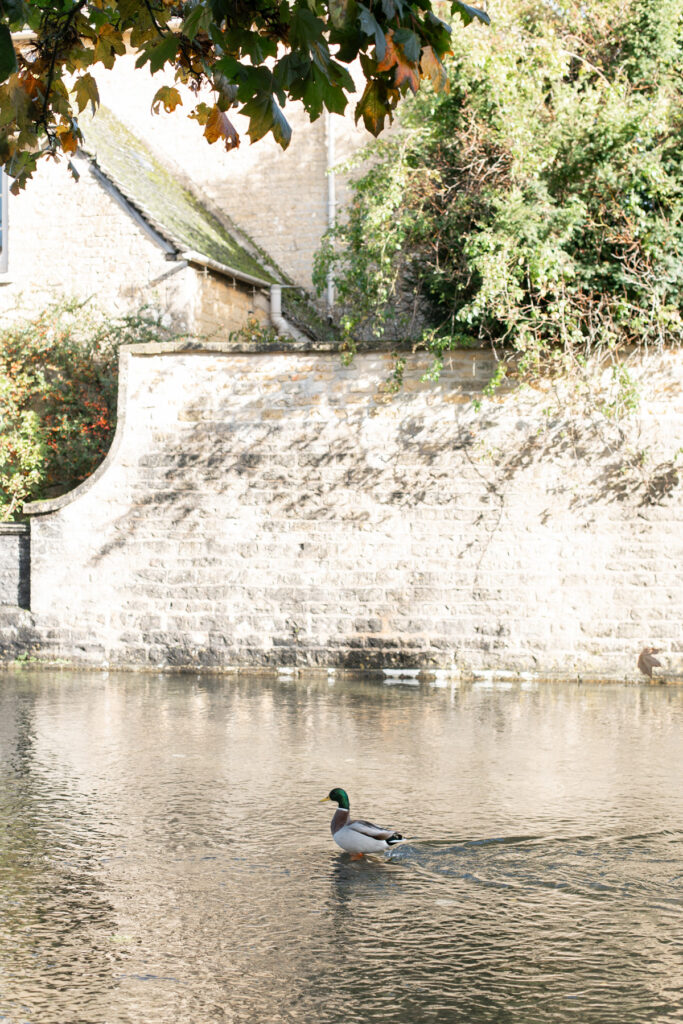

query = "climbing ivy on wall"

[0,302,163,520]
[315,0,683,377]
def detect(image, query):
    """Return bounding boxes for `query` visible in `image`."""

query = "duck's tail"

[386,832,405,846]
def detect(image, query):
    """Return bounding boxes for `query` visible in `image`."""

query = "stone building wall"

[0,153,193,324]
[194,273,270,340]
[0,153,271,336]
[7,342,682,679]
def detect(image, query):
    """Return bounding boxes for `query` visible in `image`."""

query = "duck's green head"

[320,787,350,809]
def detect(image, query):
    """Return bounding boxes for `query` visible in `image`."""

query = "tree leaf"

[290,8,326,52]
[271,99,291,148]
[355,79,391,136]
[377,31,419,94]
[394,58,419,94]
[241,91,274,144]
[151,85,182,114]
[393,27,421,63]
[329,0,358,29]
[181,2,210,41]
[147,34,179,75]
[73,72,100,115]
[203,103,240,150]
[55,124,79,155]
[0,25,17,84]
[376,32,399,74]
[420,45,449,93]
[451,1,490,27]
[93,24,126,69]
[189,101,212,126]
[357,5,386,61]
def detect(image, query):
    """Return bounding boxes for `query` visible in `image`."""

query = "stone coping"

[127,338,487,356]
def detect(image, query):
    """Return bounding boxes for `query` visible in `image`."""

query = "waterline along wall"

[1,342,682,677]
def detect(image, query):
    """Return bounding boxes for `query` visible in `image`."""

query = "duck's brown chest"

[331,808,350,835]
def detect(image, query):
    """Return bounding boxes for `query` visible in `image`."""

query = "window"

[0,170,7,274]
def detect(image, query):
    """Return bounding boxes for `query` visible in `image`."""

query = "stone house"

[0,52,367,337]
[0,105,314,340]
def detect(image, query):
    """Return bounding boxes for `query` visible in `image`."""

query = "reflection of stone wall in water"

[3,344,683,676]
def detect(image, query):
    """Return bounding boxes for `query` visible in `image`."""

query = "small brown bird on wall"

[637,647,662,679]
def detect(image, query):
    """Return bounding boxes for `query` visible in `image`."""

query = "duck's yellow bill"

[319,796,331,803]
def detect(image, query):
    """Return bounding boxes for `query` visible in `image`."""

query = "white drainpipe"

[325,110,336,312]
[269,283,309,343]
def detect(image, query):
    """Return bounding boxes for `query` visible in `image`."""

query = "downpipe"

[269,283,309,343]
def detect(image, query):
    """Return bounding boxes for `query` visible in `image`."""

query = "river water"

[0,670,680,1024]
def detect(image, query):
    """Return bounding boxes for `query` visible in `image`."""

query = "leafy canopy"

[315,0,683,372]
[0,0,488,191]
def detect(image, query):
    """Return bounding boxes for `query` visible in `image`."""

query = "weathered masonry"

[1,342,682,677]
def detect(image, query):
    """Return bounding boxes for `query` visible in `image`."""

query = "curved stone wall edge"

[24,349,133,517]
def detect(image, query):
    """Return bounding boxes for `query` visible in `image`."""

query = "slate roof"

[80,105,275,286]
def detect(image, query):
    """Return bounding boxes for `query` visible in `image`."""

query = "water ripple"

[0,670,681,1024]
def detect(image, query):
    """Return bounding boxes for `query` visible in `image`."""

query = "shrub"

[0,302,167,520]
[315,0,683,374]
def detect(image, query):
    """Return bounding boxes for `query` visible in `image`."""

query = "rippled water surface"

[0,670,681,1024]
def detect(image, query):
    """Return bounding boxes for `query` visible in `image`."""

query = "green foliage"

[316,0,683,378]
[0,0,487,191]
[0,302,165,520]
[227,314,280,347]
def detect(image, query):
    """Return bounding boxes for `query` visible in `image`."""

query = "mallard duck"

[320,787,405,858]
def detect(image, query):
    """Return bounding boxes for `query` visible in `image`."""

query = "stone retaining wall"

[3,342,682,677]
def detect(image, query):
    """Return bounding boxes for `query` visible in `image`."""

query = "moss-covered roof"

[80,106,275,285]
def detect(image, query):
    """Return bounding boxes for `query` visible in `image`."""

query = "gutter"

[179,249,273,290]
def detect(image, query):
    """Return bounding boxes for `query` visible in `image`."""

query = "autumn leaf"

[189,102,211,125]
[355,79,397,135]
[151,85,182,114]
[55,124,78,154]
[72,72,100,114]
[203,103,240,150]
[93,24,126,70]
[394,61,419,93]
[376,32,399,74]
[420,45,450,94]
[377,31,419,94]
